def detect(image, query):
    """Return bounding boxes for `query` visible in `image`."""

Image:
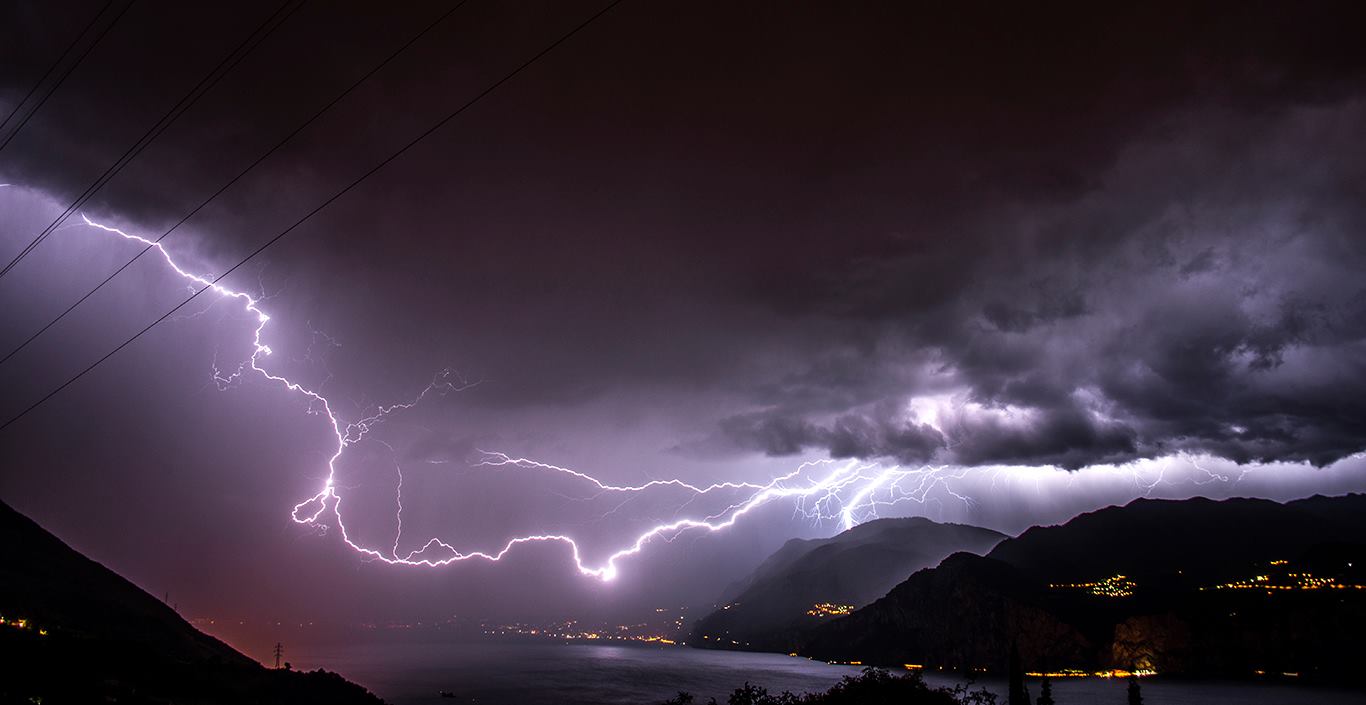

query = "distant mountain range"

[0,499,383,704]
[690,517,1005,652]
[798,494,1366,682]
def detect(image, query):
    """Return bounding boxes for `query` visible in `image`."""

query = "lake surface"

[304,639,1365,705]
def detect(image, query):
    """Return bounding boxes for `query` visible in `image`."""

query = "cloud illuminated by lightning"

[69,215,1285,582]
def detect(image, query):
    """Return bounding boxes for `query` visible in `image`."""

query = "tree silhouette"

[1008,642,1029,705]
[1036,675,1054,705]
[728,683,770,705]
[655,668,995,704]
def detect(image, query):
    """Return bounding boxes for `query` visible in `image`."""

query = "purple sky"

[2,0,1365,654]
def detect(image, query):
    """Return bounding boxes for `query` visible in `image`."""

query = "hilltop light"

[807,602,855,617]
[1048,575,1135,598]
[1201,561,1366,592]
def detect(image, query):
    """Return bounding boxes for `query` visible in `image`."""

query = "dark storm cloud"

[714,96,1366,469]
[5,0,1366,480]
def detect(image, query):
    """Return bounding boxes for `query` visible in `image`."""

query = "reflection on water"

[303,639,1363,705]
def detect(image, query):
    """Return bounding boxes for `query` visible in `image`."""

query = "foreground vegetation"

[656,668,998,705]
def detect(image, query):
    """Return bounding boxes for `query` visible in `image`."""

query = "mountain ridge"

[799,493,1366,682]
[692,516,1006,652]
[0,498,385,704]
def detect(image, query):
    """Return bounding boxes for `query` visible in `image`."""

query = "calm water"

[304,638,1366,705]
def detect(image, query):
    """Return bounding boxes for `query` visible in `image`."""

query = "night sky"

[2,0,1366,655]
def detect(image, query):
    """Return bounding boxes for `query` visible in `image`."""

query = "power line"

[0,1,115,140]
[0,0,301,279]
[0,0,471,369]
[0,0,135,156]
[0,0,625,435]
[0,0,305,282]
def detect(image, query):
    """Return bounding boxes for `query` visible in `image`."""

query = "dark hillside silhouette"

[985,495,1366,586]
[693,517,1004,652]
[0,498,383,704]
[799,494,1366,682]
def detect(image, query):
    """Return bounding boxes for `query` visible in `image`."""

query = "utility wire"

[0,0,135,156]
[0,1,115,140]
[0,0,470,368]
[0,0,300,278]
[0,0,625,434]
[0,0,305,282]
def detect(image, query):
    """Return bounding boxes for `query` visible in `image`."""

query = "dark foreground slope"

[692,517,1005,652]
[801,494,1366,682]
[0,499,383,705]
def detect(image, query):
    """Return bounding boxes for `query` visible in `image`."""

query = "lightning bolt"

[68,215,1264,583]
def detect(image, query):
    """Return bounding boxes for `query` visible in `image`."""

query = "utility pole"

[273,642,284,670]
